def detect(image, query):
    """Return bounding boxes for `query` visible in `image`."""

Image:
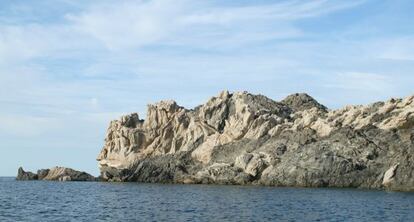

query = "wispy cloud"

[66,0,185,50]
[180,0,366,24]
[0,0,366,57]
[64,0,367,50]
[377,37,414,61]
[0,114,60,137]
[324,72,394,92]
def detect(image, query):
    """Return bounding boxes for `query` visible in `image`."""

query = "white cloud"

[0,25,46,63]
[66,0,187,50]
[61,0,367,50]
[0,0,369,67]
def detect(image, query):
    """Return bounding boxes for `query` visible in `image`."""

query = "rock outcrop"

[16,167,96,181]
[97,91,414,191]
[17,167,38,180]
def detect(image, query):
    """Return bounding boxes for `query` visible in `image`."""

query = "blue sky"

[0,0,413,176]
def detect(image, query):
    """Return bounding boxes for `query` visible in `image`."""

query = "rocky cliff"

[17,167,96,181]
[97,91,414,191]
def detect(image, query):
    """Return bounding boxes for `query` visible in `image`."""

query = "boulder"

[383,164,399,187]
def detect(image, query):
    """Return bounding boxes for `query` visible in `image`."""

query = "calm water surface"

[0,177,413,221]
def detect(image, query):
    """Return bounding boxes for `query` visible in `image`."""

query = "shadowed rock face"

[16,167,96,182]
[17,167,38,180]
[97,91,414,191]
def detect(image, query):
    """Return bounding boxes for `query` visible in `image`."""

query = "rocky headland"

[16,167,96,181]
[96,91,413,191]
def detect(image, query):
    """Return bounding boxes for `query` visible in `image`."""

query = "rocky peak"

[120,113,140,128]
[197,91,291,130]
[17,167,37,180]
[281,93,327,112]
[149,100,181,113]
[196,90,232,131]
[144,100,183,129]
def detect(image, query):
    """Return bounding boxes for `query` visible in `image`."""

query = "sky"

[0,0,413,176]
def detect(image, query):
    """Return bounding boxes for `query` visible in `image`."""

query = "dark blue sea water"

[0,177,413,221]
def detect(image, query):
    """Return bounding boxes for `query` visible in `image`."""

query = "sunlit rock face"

[97,91,414,191]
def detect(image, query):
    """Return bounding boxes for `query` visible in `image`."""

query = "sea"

[0,177,413,221]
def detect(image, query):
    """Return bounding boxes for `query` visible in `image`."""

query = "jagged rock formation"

[16,167,96,181]
[17,167,38,180]
[97,91,414,191]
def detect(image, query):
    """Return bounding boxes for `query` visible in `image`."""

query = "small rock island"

[17,167,96,181]
[18,91,414,191]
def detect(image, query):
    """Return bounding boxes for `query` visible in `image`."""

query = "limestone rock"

[97,91,414,191]
[383,164,399,187]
